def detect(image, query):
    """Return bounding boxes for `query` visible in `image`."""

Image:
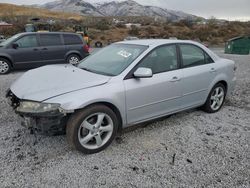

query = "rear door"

[178,44,217,108]
[9,34,42,69]
[38,33,66,65]
[124,44,183,124]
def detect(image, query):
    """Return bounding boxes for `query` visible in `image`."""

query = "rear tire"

[67,54,80,65]
[66,105,119,154]
[0,58,11,74]
[202,83,226,113]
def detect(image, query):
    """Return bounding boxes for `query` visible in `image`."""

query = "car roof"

[117,39,220,61]
[117,39,201,47]
[19,32,79,35]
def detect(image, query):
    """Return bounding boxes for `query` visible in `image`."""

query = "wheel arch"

[65,51,82,60]
[0,55,14,68]
[205,77,229,104]
[76,101,123,133]
[217,80,228,93]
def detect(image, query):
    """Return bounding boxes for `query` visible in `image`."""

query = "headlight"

[16,101,60,113]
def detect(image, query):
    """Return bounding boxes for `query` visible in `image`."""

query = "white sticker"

[117,50,132,58]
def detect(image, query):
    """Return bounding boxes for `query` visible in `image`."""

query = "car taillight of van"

[83,45,90,53]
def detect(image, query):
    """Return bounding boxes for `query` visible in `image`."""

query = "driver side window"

[15,35,38,48]
[138,45,178,74]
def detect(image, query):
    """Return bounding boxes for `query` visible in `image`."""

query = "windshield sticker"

[117,50,132,58]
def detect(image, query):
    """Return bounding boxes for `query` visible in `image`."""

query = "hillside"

[0,3,249,47]
[39,0,198,22]
[0,3,83,20]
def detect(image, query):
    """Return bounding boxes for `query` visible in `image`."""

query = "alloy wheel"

[78,113,114,150]
[69,56,79,65]
[0,60,9,74]
[210,86,225,111]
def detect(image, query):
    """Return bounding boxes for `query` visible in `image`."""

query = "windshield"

[78,44,148,76]
[0,33,22,47]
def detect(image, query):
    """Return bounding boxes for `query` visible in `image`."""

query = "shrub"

[100,36,106,40]
[96,20,110,31]
[145,26,155,35]
[116,23,126,28]
[128,25,139,36]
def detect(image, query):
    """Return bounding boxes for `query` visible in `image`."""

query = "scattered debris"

[170,153,176,165]
[206,132,215,136]
[130,166,139,172]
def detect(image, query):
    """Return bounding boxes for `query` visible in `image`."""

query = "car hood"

[10,64,111,102]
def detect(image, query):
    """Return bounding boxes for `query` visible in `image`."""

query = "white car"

[7,39,236,154]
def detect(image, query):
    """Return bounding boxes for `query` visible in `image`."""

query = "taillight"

[83,45,89,53]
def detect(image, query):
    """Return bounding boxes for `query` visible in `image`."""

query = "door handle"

[41,48,48,50]
[33,48,39,51]
[210,68,217,73]
[170,76,181,82]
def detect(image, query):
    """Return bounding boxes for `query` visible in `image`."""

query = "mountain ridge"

[37,0,199,21]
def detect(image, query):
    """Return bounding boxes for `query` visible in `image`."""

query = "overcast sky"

[0,0,249,21]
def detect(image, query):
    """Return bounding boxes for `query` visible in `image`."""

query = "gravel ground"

[0,49,249,188]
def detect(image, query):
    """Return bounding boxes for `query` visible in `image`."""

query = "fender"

[208,73,228,97]
[44,82,127,126]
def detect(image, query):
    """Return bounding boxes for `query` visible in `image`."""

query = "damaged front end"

[6,89,69,135]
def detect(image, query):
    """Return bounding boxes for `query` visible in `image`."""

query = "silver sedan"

[8,39,236,154]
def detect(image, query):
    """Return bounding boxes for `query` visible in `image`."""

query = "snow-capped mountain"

[40,0,104,16]
[39,0,198,21]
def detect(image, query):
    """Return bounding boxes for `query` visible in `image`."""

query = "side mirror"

[12,43,19,49]
[133,67,153,78]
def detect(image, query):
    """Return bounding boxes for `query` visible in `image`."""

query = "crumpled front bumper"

[19,111,68,135]
[6,89,68,135]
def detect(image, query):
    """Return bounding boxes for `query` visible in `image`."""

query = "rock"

[130,166,139,172]
[206,132,215,136]
[16,154,25,160]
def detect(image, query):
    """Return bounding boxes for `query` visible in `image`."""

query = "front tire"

[66,105,119,154]
[0,58,11,74]
[202,83,226,113]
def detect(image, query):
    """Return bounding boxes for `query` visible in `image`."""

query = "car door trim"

[127,102,203,126]
[182,88,208,97]
[128,95,182,111]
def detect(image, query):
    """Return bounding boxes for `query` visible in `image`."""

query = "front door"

[124,44,182,124]
[10,34,42,69]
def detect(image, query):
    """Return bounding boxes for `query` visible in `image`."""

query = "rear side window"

[180,44,206,68]
[205,53,214,63]
[39,34,62,46]
[63,34,83,45]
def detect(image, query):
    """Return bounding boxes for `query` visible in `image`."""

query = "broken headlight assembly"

[16,101,60,113]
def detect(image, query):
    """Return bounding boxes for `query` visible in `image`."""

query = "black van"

[0,32,89,74]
